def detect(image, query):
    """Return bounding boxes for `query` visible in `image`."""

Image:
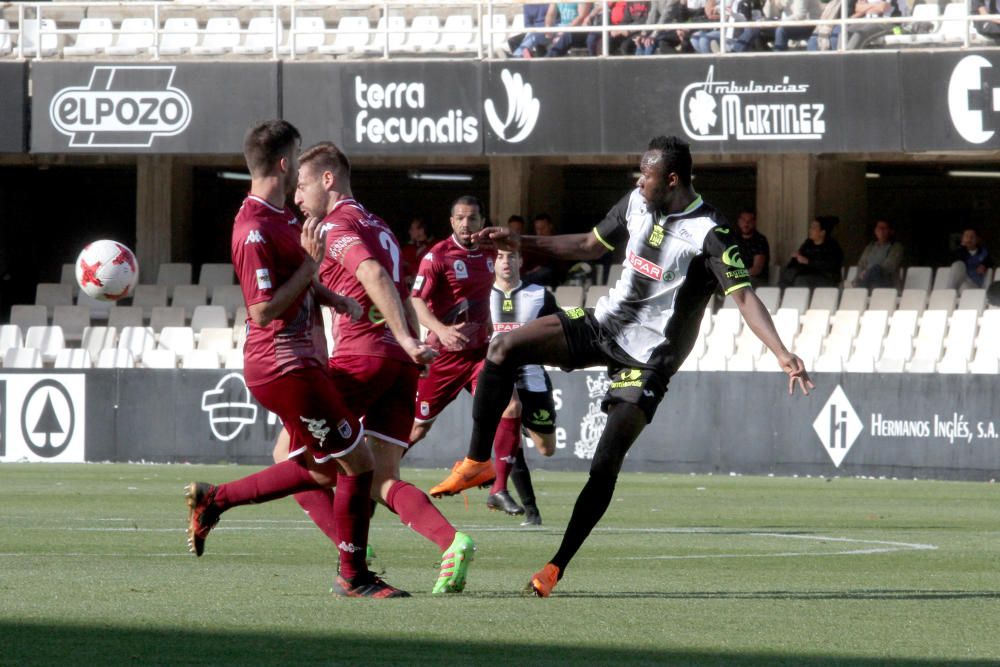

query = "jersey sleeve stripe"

[724,282,752,296]
[592,227,615,251]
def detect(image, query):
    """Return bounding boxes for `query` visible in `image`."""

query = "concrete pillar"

[135,155,192,281]
[755,154,816,265]
[488,155,530,226]
[815,158,868,266]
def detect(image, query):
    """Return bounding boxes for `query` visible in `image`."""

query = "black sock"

[468,360,516,462]
[510,445,536,508]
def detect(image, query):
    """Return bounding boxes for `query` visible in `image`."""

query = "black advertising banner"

[30,62,279,154]
[283,61,482,156]
[601,53,903,155]
[482,60,603,155]
[0,62,27,153]
[900,50,1000,152]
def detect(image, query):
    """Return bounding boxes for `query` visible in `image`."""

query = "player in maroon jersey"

[184,120,407,599]
[407,197,500,496]
[272,141,475,594]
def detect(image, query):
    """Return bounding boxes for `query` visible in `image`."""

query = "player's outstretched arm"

[474,227,608,261]
[356,259,436,364]
[731,287,815,396]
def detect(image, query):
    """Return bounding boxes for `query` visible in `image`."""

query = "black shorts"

[517,368,556,434]
[556,307,670,423]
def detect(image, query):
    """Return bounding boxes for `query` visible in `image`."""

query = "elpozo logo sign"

[681,65,826,142]
[49,66,192,148]
[947,55,999,145]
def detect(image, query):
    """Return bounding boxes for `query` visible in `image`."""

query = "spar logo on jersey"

[812,385,862,468]
[50,66,192,148]
[947,55,1000,145]
[681,66,825,143]
[494,322,520,333]
[628,250,665,281]
[484,69,540,143]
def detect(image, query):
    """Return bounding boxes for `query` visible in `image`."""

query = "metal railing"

[0,0,995,61]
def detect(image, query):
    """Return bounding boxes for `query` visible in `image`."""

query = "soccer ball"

[75,240,139,302]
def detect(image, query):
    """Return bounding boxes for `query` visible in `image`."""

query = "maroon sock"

[490,417,521,494]
[294,489,338,545]
[334,470,373,582]
[385,480,457,552]
[214,459,322,511]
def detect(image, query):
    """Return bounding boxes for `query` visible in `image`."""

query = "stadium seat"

[52,305,91,345]
[4,347,42,369]
[132,285,169,316]
[25,325,65,364]
[820,332,853,361]
[713,308,743,337]
[884,2,940,45]
[698,351,727,371]
[81,326,117,363]
[903,266,933,292]
[853,311,889,360]
[159,17,200,56]
[105,18,155,56]
[583,286,609,309]
[605,264,624,287]
[809,287,839,312]
[197,327,234,362]
[935,356,968,374]
[118,326,156,363]
[779,287,810,314]
[968,350,999,374]
[844,354,875,373]
[280,16,326,55]
[837,288,868,312]
[234,16,281,55]
[957,289,986,314]
[234,305,249,327]
[813,354,843,373]
[434,14,477,53]
[11,305,48,330]
[182,350,221,369]
[726,354,755,371]
[142,349,178,370]
[76,292,116,320]
[554,286,584,310]
[64,18,114,56]
[772,308,800,343]
[754,353,782,372]
[54,348,93,369]
[155,263,192,296]
[224,348,245,369]
[829,310,860,338]
[941,310,977,361]
[755,286,780,313]
[401,15,441,52]
[20,19,61,57]
[868,288,898,312]
[926,288,956,313]
[793,333,822,361]
[210,285,244,319]
[364,15,407,55]
[733,333,764,360]
[172,285,209,319]
[60,263,77,287]
[898,288,927,312]
[0,20,12,56]
[158,326,196,355]
[191,305,229,331]
[108,306,144,330]
[914,2,967,44]
[0,324,24,358]
[319,16,371,55]
[35,283,74,311]
[191,17,241,55]
[97,348,135,369]
[484,12,510,51]
[875,356,906,373]
[799,309,831,338]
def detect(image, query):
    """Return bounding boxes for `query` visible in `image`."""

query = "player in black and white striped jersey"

[486,248,561,525]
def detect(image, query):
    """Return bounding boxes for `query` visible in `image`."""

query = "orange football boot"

[428,458,496,498]
[526,563,561,598]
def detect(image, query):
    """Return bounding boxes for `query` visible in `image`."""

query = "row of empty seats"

[0,13,521,58]
[11,304,246,343]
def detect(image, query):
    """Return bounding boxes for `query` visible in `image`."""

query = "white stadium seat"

[435,14,477,53]
[755,286,781,313]
[897,288,927,313]
[54,349,93,369]
[20,19,61,57]
[25,325,65,364]
[779,287,810,314]
[401,15,441,52]
[837,288,868,312]
[280,16,327,55]
[191,17,242,56]
[0,324,24,358]
[142,349,178,369]
[868,288,898,313]
[191,305,229,332]
[76,292,116,320]
[233,16,281,55]
[52,305,91,345]
[132,285,170,316]
[914,2,968,45]
[97,348,135,369]
[64,18,114,56]
[224,348,245,369]
[150,306,186,332]
[211,285,244,319]
[364,15,407,55]
[926,288,957,314]
[320,16,371,55]
[105,18,156,56]
[0,20,12,56]
[884,2,940,45]
[4,347,42,369]
[158,326,196,355]
[35,283,74,311]
[172,285,209,319]
[82,326,117,363]
[809,287,839,312]
[159,18,200,56]
[108,306,144,330]
[957,289,986,314]
[182,350,221,369]
[903,266,933,291]
[118,326,156,363]
[198,328,235,363]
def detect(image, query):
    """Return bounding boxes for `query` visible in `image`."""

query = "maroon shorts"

[414,346,486,424]
[249,366,363,463]
[327,354,419,448]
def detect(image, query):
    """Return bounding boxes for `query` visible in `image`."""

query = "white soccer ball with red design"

[75,240,139,302]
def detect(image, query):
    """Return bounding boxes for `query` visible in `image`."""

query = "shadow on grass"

[2,621,997,666]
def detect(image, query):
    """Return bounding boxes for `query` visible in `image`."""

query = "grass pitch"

[1,463,998,666]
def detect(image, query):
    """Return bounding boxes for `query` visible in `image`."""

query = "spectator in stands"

[513,3,552,57]
[586,2,651,55]
[807,0,899,50]
[807,0,845,50]
[765,0,823,50]
[693,0,761,51]
[780,216,844,288]
[634,0,686,54]
[545,3,595,56]
[853,219,904,290]
[521,213,564,287]
[507,214,526,235]
[972,0,1000,41]
[948,227,994,289]
[734,207,770,288]
[690,0,723,52]
[401,216,437,288]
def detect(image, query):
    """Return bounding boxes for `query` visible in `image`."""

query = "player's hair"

[646,135,693,186]
[451,195,483,217]
[243,120,301,177]
[298,141,352,181]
